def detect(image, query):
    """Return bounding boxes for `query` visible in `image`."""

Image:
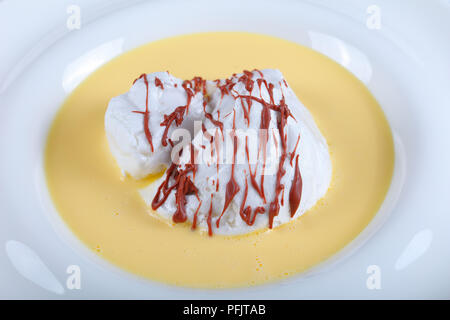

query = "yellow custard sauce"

[45,32,394,288]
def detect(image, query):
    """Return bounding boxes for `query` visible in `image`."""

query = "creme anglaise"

[45,32,394,288]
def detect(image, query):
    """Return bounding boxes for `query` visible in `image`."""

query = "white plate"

[1,0,450,299]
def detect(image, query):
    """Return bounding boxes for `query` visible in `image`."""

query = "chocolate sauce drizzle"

[131,70,303,235]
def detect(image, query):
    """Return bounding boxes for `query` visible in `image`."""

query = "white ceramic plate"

[1,0,450,299]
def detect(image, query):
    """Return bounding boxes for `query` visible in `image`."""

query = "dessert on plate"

[105,69,332,235]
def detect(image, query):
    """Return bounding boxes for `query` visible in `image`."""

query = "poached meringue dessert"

[45,32,394,288]
[105,69,332,235]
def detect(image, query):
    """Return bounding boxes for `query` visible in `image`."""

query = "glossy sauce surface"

[45,32,394,288]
